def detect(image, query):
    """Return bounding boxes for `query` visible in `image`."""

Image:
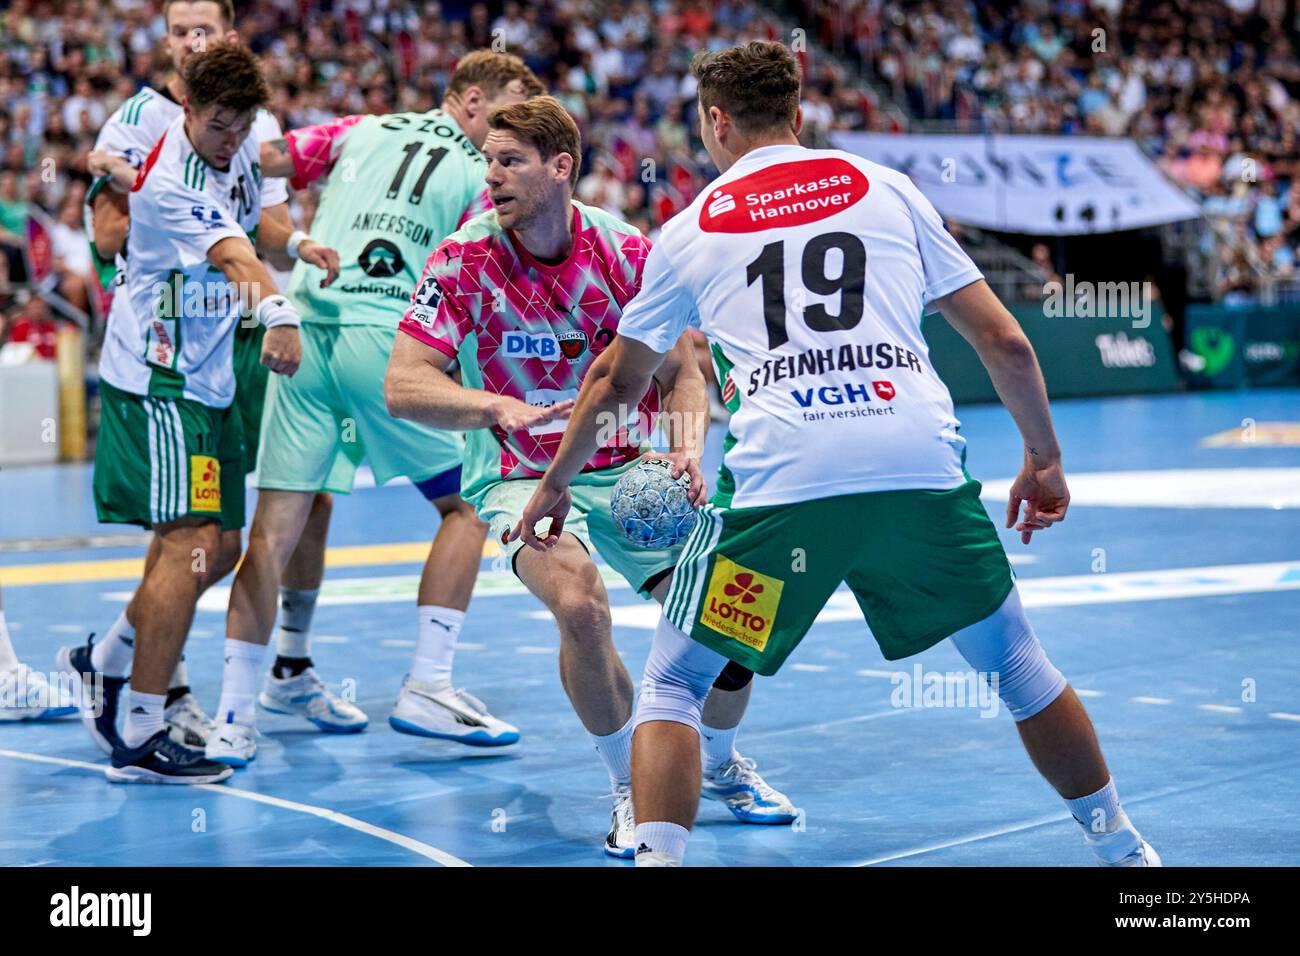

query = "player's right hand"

[297,239,340,288]
[261,325,302,377]
[493,397,576,434]
[1006,457,1069,545]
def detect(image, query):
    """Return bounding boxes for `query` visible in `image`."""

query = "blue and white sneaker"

[258,667,368,733]
[205,715,258,768]
[604,785,636,859]
[701,755,799,825]
[107,729,232,785]
[0,662,78,722]
[388,677,519,747]
[56,638,127,754]
[165,692,217,748]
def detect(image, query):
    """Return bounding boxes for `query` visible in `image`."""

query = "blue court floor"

[1,388,1297,866]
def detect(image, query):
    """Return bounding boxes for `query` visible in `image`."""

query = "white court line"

[516,645,555,654]
[1199,704,1243,715]
[791,663,830,673]
[747,707,909,741]
[1132,696,1173,705]
[380,639,416,648]
[314,635,350,644]
[0,749,471,868]
[1075,689,1104,698]
[1269,712,1300,722]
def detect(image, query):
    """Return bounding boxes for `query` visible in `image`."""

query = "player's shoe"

[106,730,233,785]
[1109,841,1162,867]
[388,677,519,746]
[259,667,369,733]
[164,692,217,748]
[0,662,77,721]
[56,638,127,754]
[205,716,258,768]
[635,849,681,867]
[701,755,799,824]
[604,785,636,859]
[1080,810,1162,866]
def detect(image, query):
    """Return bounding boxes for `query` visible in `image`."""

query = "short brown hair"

[163,0,236,30]
[487,96,582,190]
[181,41,270,114]
[691,41,801,135]
[448,50,546,101]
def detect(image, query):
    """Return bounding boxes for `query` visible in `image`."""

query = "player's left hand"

[1006,457,1069,545]
[261,325,302,377]
[509,479,573,553]
[297,240,340,287]
[650,450,708,507]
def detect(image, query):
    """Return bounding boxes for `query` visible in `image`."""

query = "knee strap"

[948,586,1067,721]
[634,615,729,731]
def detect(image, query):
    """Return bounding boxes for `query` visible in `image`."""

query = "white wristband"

[256,294,301,329]
[286,229,309,259]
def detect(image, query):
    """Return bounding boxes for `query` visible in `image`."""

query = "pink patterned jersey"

[398,201,660,503]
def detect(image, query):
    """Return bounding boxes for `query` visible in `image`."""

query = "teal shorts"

[255,323,464,494]
[479,461,680,599]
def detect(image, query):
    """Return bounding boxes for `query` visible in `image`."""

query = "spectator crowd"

[1,0,1297,353]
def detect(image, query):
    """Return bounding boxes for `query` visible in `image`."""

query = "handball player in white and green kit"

[204,52,547,767]
[519,42,1162,867]
[73,42,335,783]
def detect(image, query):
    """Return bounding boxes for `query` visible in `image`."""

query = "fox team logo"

[700,557,784,652]
[359,238,405,278]
[557,329,588,362]
[700,158,868,233]
[873,380,895,400]
[189,456,221,513]
[502,331,559,360]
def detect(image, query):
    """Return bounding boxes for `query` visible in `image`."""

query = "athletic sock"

[122,690,166,748]
[411,605,464,688]
[168,656,189,692]
[633,822,688,866]
[215,639,267,727]
[700,723,739,772]
[91,611,136,678]
[276,587,318,660]
[0,610,19,671]
[1065,777,1143,863]
[591,713,635,788]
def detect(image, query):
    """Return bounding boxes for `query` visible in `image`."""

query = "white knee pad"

[634,615,729,732]
[948,586,1067,721]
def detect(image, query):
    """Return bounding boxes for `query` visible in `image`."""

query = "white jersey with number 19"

[615,143,985,509]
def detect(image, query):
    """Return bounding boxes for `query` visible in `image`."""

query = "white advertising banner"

[828,132,1201,235]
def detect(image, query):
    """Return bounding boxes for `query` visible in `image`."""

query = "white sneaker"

[0,663,77,722]
[605,784,636,859]
[259,667,369,733]
[1099,840,1162,867]
[1082,810,1161,866]
[388,677,519,747]
[205,716,258,768]
[701,754,799,824]
[164,692,216,748]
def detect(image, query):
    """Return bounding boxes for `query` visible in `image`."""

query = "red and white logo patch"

[721,374,736,405]
[872,380,895,401]
[699,158,869,233]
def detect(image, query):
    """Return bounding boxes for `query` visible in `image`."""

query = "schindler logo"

[50,886,152,936]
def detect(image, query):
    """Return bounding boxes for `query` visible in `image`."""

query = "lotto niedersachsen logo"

[700,556,784,652]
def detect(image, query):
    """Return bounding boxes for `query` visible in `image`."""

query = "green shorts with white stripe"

[94,380,247,531]
[663,481,1015,675]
